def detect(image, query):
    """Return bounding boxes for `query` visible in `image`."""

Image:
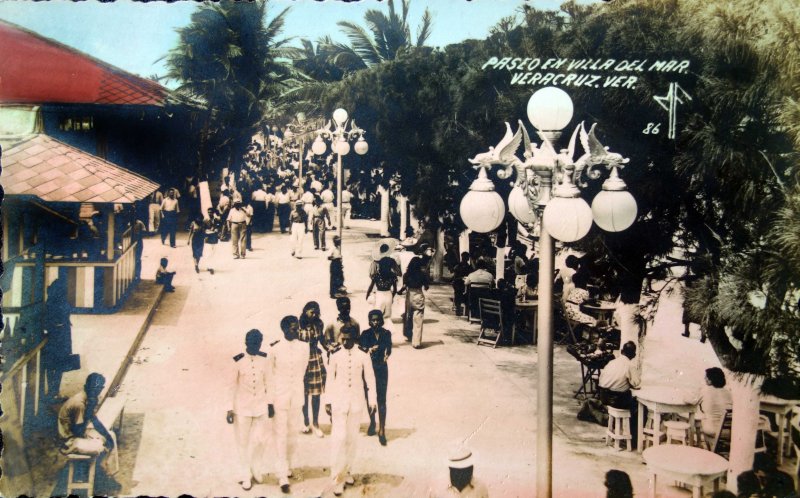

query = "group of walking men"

[229,317,377,496]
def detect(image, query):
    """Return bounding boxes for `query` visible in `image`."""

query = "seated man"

[464,260,494,288]
[155,257,176,292]
[597,341,641,447]
[451,252,473,316]
[58,373,119,475]
[737,453,795,498]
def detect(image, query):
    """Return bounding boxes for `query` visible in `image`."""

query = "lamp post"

[311,108,368,241]
[459,87,637,498]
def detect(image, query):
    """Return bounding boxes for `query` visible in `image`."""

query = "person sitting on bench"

[156,257,176,292]
[58,373,119,475]
[598,341,641,447]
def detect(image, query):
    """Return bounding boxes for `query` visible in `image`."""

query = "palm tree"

[325,0,433,72]
[164,0,303,175]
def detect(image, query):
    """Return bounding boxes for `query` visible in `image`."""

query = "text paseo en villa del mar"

[482,57,691,89]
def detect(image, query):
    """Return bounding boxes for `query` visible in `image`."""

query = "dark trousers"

[156,271,175,288]
[452,279,466,315]
[246,223,253,250]
[330,259,344,296]
[599,387,638,446]
[161,211,177,246]
[277,204,290,233]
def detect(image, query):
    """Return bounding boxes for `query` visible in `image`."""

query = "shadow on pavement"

[150,286,191,327]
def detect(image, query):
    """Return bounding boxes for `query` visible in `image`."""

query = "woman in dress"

[203,208,221,275]
[187,215,205,273]
[298,301,329,437]
[366,256,398,321]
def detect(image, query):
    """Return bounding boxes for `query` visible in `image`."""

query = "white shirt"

[251,189,268,202]
[464,269,494,287]
[161,197,179,213]
[232,352,271,417]
[598,355,640,392]
[327,346,376,411]
[321,189,335,203]
[268,339,309,410]
[341,190,353,203]
[301,191,315,204]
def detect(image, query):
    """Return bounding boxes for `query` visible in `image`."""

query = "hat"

[446,444,475,469]
[372,238,398,261]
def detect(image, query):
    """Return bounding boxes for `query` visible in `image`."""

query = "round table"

[760,395,800,464]
[643,445,728,498]
[581,301,616,323]
[634,386,700,452]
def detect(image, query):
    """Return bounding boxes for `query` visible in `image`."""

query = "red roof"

[2,134,160,203]
[0,20,167,106]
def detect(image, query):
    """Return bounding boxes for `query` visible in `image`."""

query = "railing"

[0,338,47,427]
[3,242,140,313]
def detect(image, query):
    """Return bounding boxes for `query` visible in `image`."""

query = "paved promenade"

[43,219,727,497]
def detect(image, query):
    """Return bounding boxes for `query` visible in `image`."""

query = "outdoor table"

[581,300,616,324]
[566,342,615,399]
[759,395,800,465]
[514,299,538,345]
[643,445,728,498]
[634,385,700,452]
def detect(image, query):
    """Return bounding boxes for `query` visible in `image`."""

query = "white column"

[378,185,390,237]
[537,226,555,498]
[398,195,408,240]
[495,246,505,281]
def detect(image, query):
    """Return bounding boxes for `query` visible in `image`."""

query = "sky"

[0,0,597,83]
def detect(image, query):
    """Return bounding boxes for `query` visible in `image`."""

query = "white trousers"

[330,404,364,483]
[65,428,119,475]
[204,242,217,270]
[148,203,161,232]
[234,413,268,483]
[376,290,394,320]
[291,222,305,256]
[272,406,297,479]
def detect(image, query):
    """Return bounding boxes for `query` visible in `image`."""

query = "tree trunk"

[398,195,408,240]
[432,227,445,282]
[616,303,641,353]
[378,185,390,237]
[726,373,763,494]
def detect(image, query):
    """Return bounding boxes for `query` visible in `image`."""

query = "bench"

[65,395,126,496]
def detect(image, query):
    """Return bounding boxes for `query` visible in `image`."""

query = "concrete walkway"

[37,219,731,497]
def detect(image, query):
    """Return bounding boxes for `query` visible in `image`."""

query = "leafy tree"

[164,0,301,175]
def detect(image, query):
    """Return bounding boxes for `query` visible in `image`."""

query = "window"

[59,116,94,131]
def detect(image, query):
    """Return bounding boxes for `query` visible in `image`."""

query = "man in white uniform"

[268,316,309,494]
[227,329,273,490]
[326,324,377,496]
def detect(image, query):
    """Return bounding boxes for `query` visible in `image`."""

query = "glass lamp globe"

[459,168,505,233]
[542,195,593,242]
[333,108,348,126]
[271,125,279,133]
[354,137,369,155]
[336,139,351,156]
[592,190,637,232]
[508,186,537,224]
[527,87,574,131]
[312,136,327,156]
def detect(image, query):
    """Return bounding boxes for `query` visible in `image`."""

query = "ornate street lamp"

[459,86,636,498]
[283,113,318,181]
[312,108,368,241]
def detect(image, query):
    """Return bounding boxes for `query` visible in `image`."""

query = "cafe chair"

[477,298,505,348]
[466,282,492,324]
[605,406,634,451]
[709,409,733,457]
[664,420,691,445]
[755,415,771,454]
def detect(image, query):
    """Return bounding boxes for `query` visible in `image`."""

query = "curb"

[104,284,166,400]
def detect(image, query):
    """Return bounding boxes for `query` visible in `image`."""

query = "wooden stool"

[66,453,97,497]
[642,413,667,450]
[606,406,634,451]
[664,420,691,445]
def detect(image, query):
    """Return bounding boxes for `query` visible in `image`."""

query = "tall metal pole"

[337,150,343,241]
[299,138,304,182]
[536,165,555,498]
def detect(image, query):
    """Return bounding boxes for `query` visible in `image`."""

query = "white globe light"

[336,139,351,156]
[460,190,506,233]
[354,138,369,155]
[542,196,593,242]
[527,87,574,131]
[333,108,348,125]
[508,186,537,224]
[591,189,637,232]
[312,137,327,155]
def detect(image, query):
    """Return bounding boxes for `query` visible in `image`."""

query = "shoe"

[313,426,324,438]
[367,422,376,436]
[195,265,199,273]
[234,255,240,259]
[165,286,176,293]
[291,251,295,256]
[240,478,253,490]
[333,481,344,496]
[345,475,355,485]
[209,268,214,275]
[170,245,177,248]
[681,332,690,338]
[379,434,387,446]
[279,476,290,493]
[412,345,421,349]
[301,424,312,434]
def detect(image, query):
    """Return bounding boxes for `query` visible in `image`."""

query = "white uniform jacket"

[326,346,376,412]
[267,339,309,410]
[232,351,272,417]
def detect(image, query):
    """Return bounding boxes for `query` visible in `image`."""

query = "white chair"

[664,420,691,445]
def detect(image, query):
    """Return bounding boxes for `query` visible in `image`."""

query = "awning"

[2,134,160,203]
